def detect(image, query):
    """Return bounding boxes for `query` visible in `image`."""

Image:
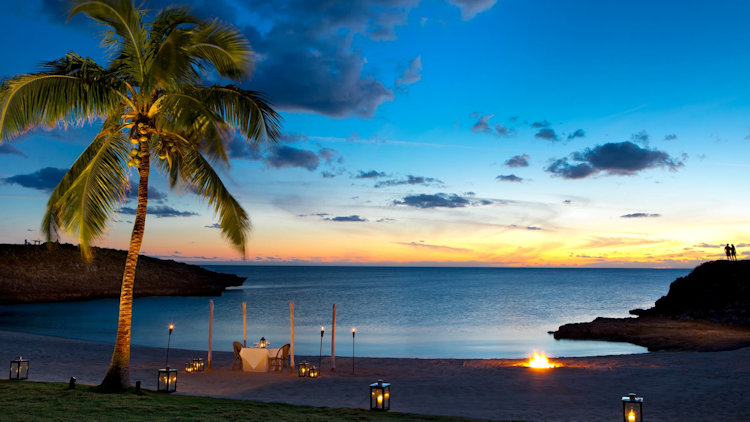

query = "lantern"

[260,337,267,348]
[297,361,310,377]
[9,356,29,380]
[184,362,193,373]
[309,365,318,378]
[622,393,643,422]
[157,368,177,393]
[192,357,204,372]
[370,379,391,411]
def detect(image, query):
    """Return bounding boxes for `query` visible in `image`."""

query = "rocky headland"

[553,260,750,351]
[0,243,244,304]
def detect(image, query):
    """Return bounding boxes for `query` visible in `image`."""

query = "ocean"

[0,266,689,359]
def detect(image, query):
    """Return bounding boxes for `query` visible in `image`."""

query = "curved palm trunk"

[100,145,150,392]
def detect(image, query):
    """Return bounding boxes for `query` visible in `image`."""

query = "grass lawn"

[0,380,509,421]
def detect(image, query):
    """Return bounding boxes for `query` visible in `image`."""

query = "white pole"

[331,303,336,371]
[242,301,247,347]
[208,299,214,369]
[290,301,295,373]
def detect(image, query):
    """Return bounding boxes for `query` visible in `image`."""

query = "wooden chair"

[232,341,243,370]
[269,344,290,373]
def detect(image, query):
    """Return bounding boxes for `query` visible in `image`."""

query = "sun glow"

[525,352,558,369]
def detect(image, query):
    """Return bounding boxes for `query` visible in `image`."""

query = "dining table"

[239,346,280,372]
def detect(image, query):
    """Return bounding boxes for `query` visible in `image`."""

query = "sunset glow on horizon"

[2,0,750,268]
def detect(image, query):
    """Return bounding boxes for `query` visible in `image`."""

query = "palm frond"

[42,122,130,261]
[197,85,282,144]
[70,0,147,83]
[180,144,250,256]
[188,19,253,81]
[0,54,124,140]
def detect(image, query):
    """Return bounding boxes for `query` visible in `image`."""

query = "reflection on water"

[0,266,688,358]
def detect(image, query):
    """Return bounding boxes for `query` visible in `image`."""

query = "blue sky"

[1,0,749,267]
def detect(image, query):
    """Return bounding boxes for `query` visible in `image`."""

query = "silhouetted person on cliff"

[725,244,732,260]
[731,244,737,261]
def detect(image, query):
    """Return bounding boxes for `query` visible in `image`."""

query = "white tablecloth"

[239,347,280,372]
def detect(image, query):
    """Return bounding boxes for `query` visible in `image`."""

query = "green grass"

[0,380,507,422]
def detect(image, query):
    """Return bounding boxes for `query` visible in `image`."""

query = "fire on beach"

[523,352,559,369]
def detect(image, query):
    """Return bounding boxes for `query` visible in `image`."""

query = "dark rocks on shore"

[0,243,245,304]
[553,260,750,351]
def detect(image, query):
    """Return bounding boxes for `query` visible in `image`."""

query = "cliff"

[0,243,245,304]
[553,260,750,351]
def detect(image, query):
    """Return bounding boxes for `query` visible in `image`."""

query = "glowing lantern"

[622,393,643,422]
[184,362,193,373]
[297,361,310,377]
[525,352,557,369]
[259,337,267,348]
[370,379,391,411]
[9,356,29,380]
[157,368,177,393]
[309,365,319,378]
[192,357,204,372]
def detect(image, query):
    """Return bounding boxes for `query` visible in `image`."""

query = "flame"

[525,352,557,368]
[627,410,636,422]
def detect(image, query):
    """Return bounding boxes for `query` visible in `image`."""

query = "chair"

[232,341,243,370]
[269,344,290,373]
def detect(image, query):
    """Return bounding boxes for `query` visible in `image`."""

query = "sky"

[1,0,750,268]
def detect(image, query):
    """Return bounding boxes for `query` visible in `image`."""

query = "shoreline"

[3,329,749,421]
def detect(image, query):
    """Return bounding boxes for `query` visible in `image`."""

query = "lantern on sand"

[622,393,643,422]
[370,379,391,411]
[297,361,310,377]
[157,368,177,392]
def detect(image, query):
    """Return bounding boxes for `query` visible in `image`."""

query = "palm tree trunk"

[100,144,150,392]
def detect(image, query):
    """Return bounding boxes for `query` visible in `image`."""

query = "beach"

[3,330,748,421]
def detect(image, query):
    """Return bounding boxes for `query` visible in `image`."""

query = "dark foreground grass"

[0,380,515,422]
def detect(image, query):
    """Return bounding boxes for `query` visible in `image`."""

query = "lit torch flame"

[525,352,557,369]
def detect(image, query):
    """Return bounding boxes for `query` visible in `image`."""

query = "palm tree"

[0,0,280,391]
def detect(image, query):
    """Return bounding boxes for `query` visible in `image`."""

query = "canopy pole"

[208,299,214,370]
[331,303,336,371]
[290,301,295,374]
[242,301,247,347]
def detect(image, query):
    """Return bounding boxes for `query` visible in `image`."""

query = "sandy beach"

[3,330,749,421]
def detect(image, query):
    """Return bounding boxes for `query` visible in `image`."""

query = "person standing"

[725,244,732,260]
[731,244,737,261]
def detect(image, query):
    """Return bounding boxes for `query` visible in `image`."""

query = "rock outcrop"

[553,260,750,351]
[0,243,244,304]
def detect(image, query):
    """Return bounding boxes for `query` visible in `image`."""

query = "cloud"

[394,192,491,208]
[397,241,471,252]
[355,170,388,179]
[119,206,198,218]
[0,143,26,157]
[324,215,367,222]
[447,0,497,20]
[496,174,523,182]
[265,146,320,171]
[526,226,542,230]
[546,141,684,179]
[631,130,649,144]
[318,147,341,164]
[530,120,551,128]
[472,114,515,137]
[471,114,494,134]
[396,55,422,89]
[621,213,661,218]
[1,167,66,192]
[664,133,678,141]
[567,129,585,140]
[279,132,309,143]
[205,223,221,228]
[535,128,559,141]
[374,175,443,188]
[505,154,529,167]
[494,124,516,137]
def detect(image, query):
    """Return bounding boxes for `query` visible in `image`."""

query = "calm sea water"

[0,266,689,359]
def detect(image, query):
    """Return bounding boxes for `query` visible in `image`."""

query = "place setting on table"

[239,337,282,372]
